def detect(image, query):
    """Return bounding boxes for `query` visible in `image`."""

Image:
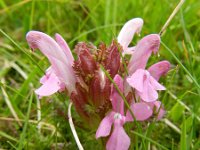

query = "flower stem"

[68,102,84,150]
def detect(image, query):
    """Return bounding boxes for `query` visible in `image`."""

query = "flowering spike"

[26,17,171,150]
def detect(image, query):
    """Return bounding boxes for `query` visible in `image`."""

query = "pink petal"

[106,119,130,150]
[55,33,74,65]
[117,18,143,50]
[126,102,153,121]
[49,56,76,94]
[35,73,60,96]
[126,69,145,92]
[149,76,166,90]
[148,61,170,81]
[26,31,70,66]
[96,112,115,139]
[140,79,158,102]
[127,69,164,102]
[128,34,160,74]
[40,67,52,84]
[111,75,124,115]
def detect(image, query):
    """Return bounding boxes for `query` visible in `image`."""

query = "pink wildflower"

[127,69,165,102]
[26,31,76,96]
[96,75,154,150]
[26,17,171,149]
[96,75,130,150]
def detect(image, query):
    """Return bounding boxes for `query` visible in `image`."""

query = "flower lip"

[127,69,165,102]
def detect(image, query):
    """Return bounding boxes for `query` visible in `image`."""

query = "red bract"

[71,41,122,124]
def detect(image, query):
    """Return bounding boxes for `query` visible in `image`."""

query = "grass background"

[0,0,200,149]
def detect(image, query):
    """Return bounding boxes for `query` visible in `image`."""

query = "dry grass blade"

[11,62,42,133]
[159,0,185,36]
[0,117,58,136]
[1,78,22,126]
[163,118,181,134]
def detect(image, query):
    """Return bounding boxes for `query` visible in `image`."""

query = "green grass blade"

[17,93,33,150]
[0,29,44,74]
[0,131,18,142]
[132,131,169,150]
[161,41,200,90]
[180,113,187,150]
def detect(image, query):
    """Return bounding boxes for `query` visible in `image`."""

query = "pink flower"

[35,67,65,96]
[26,31,76,96]
[117,18,171,120]
[96,75,154,150]
[127,61,170,119]
[120,28,167,103]
[117,21,162,100]
[127,69,165,102]
[96,75,130,150]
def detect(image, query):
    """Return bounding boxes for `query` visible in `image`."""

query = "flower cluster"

[26,18,170,150]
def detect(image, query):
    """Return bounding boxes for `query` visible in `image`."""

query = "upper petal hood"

[26,31,72,65]
[26,31,76,94]
[55,33,74,65]
[148,60,170,81]
[117,18,143,51]
[128,34,160,74]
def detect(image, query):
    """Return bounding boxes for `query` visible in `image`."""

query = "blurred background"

[0,0,200,149]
